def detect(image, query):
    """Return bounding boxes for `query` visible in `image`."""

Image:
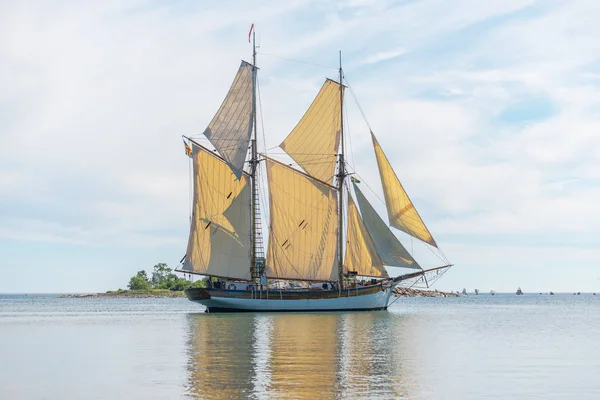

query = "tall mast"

[250,30,259,283]
[337,51,345,289]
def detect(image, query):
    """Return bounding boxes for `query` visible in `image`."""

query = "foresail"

[265,159,338,281]
[353,183,421,270]
[183,144,252,280]
[372,133,437,247]
[202,61,254,179]
[280,79,343,184]
[345,196,388,278]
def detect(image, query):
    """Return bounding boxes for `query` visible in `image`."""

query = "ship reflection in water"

[185,312,421,399]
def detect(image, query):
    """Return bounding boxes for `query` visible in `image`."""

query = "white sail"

[265,158,338,281]
[183,144,252,280]
[203,61,254,178]
[352,183,420,270]
[372,133,437,247]
[344,196,389,278]
[280,79,343,184]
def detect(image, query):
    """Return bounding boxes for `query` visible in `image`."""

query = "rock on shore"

[393,287,460,297]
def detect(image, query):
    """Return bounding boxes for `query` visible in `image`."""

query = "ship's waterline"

[185,285,395,312]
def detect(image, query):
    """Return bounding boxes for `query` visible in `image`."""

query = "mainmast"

[336,51,345,289]
[250,30,260,283]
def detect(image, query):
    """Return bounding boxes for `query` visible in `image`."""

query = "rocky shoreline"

[60,287,458,299]
[393,287,460,297]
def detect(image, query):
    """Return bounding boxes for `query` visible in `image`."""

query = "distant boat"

[474,289,479,295]
[550,291,554,295]
[490,290,496,295]
[461,288,467,296]
[516,287,523,295]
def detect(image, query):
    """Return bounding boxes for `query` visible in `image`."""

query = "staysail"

[353,183,420,270]
[265,158,338,281]
[372,133,437,247]
[202,61,254,179]
[344,196,389,278]
[280,79,343,184]
[182,144,252,280]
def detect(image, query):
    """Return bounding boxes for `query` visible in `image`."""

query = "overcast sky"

[2,0,600,293]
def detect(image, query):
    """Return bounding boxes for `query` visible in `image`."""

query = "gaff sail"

[265,158,339,281]
[182,144,252,280]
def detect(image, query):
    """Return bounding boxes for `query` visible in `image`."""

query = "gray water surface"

[1,294,598,399]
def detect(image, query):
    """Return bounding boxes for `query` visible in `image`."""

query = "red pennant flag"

[248,23,254,43]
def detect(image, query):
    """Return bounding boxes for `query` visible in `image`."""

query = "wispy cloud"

[362,48,406,64]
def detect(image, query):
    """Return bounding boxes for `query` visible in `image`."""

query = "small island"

[61,263,206,298]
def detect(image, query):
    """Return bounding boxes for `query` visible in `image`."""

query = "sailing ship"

[178,34,452,312]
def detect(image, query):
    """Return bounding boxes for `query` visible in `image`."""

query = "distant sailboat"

[474,289,479,295]
[177,34,452,312]
[490,290,496,296]
[461,288,467,296]
[516,287,523,295]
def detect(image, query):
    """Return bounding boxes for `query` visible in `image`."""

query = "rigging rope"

[258,52,338,71]
[343,74,373,133]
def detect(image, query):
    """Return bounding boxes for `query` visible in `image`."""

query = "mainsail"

[265,158,338,281]
[280,79,343,184]
[353,183,420,270]
[344,196,389,278]
[182,144,252,280]
[202,61,254,179]
[372,133,437,247]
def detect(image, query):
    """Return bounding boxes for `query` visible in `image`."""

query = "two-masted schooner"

[179,34,451,312]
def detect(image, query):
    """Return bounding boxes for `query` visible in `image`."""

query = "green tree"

[128,270,151,291]
[152,263,172,288]
[150,263,195,291]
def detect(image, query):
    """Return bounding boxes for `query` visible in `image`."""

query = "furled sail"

[372,133,437,247]
[182,144,252,280]
[265,158,338,281]
[344,196,389,278]
[353,183,420,270]
[202,61,254,178]
[279,79,343,184]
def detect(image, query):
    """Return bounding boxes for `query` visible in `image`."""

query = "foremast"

[249,29,262,284]
[336,51,345,290]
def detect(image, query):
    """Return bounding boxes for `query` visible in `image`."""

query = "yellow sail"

[183,144,251,280]
[203,61,254,178]
[265,158,338,281]
[372,133,438,247]
[280,79,343,184]
[344,196,388,278]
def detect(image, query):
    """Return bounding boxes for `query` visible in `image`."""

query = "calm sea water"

[1,294,599,399]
